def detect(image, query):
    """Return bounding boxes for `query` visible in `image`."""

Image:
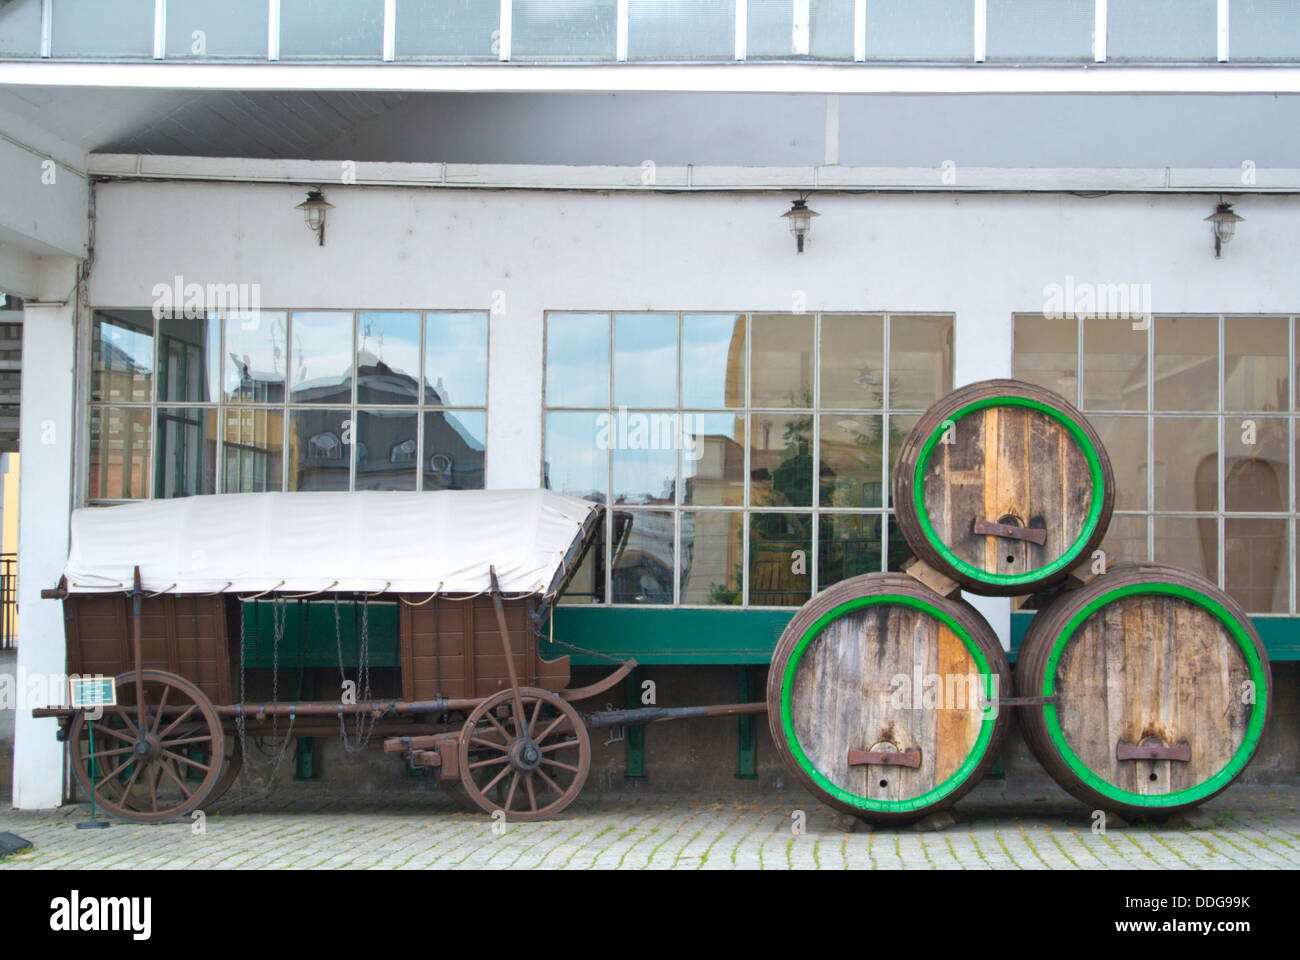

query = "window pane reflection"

[158,313,220,403]
[889,315,952,409]
[885,513,915,571]
[546,313,609,407]
[819,414,883,508]
[88,407,151,499]
[819,514,883,588]
[357,312,420,405]
[865,0,973,60]
[1014,314,1079,400]
[612,411,676,505]
[1226,518,1289,613]
[222,408,283,492]
[750,413,813,507]
[513,0,617,58]
[1153,417,1217,512]
[395,0,500,59]
[752,314,813,408]
[627,0,735,59]
[155,407,216,498]
[52,0,154,57]
[280,0,384,57]
[680,510,743,604]
[1090,416,1149,511]
[544,411,606,501]
[749,512,811,606]
[614,313,677,408]
[681,313,744,408]
[1098,514,1149,566]
[356,410,419,490]
[886,413,919,506]
[1154,316,1217,411]
[224,312,287,403]
[820,314,884,409]
[1154,516,1217,582]
[289,408,351,491]
[166,0,269,58]
[682,413,744,506]
[290,312,353,404]
[424,410,486,490]
[93,311,153,402]
[1226,316,1288,412]
[1083,316,1146,411]
[612,510,674,604]
[425,312,487,407]
[1225,417,1288,512]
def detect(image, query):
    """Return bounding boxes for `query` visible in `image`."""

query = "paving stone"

[1,785,1298,869]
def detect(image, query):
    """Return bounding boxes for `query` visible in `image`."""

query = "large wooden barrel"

[767,573,1012,823]
[892,379,1114,596]
[1016,563,1271,819]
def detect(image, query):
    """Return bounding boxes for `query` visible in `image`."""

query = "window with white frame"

[543,311,954,606]
[1015,313,1295,615]
[86,309,487,502]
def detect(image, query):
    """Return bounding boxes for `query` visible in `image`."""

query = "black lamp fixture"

[781,194,820,254]
[295,188,334,246]
[1204,196,1244,260]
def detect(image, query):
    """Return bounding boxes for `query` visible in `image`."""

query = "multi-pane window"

[87,309,488,502]
[544,311,953,607]
[1015,313,1295,615]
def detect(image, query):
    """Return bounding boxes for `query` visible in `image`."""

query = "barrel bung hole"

[1006,555,1015,564]
[879,779,888,788]
[1149,773,1158,782]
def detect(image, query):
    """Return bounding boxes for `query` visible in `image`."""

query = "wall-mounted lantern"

[1204,198,1243,260]
[295,188,334,246]
[781,196,819,254]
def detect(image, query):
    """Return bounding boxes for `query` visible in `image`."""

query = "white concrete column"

[485,292,543,489]
[12,262,78,810]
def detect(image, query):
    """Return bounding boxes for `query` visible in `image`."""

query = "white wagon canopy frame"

[61,489,601,598]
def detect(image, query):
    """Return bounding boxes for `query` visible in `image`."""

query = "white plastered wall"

[15,180,1297,808]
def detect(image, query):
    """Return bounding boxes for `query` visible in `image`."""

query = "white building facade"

[4,0,1300,807]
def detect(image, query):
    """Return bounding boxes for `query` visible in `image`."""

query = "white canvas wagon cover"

[61,490,600,597]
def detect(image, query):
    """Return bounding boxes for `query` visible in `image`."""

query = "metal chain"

[235,598,296,793]
[333,596,376,753]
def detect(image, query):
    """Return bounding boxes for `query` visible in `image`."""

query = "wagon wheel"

[206,735,244,806]
[67,670,224,824]
[458,687,590,822]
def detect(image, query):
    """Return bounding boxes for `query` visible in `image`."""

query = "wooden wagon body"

[36,489,667,823]
[58,588,573,709]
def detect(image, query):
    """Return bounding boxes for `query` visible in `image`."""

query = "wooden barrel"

[892,379,1114,596]
[1016,563,1272,819]
[767,573,1012,823]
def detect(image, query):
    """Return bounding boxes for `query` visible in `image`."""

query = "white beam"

[84,153,1300,194]
[0,136,89,260]
[3,61,1300,94]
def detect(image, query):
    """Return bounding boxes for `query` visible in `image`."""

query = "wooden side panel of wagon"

[63,594,234,705]
[400,595,570,700]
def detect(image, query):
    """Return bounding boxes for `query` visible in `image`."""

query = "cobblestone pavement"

[1,784,1298,869]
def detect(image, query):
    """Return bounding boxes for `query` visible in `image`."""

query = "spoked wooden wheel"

[67,670,224,824]
[458,687,590,822]
[206,735,244,806]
